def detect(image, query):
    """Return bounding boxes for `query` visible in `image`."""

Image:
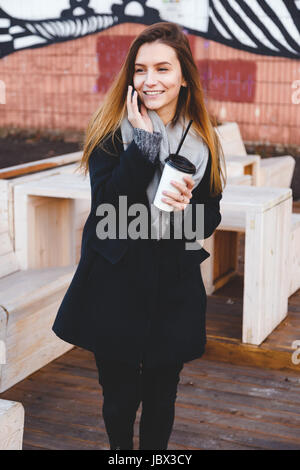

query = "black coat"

[52,128,222,368]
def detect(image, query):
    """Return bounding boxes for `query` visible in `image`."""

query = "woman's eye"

[135,68,168,72]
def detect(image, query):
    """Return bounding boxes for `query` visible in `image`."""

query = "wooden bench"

[0,266,75,392]
[216,122,295,188]
[201,185,293,345]
[0,153,84,391]
[0,399,24,450]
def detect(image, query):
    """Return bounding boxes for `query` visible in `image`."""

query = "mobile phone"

[131,87,142,112]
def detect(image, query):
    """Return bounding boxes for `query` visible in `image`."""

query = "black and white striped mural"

[0,0,299,60]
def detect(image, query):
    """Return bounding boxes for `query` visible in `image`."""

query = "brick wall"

[0,23,299,145]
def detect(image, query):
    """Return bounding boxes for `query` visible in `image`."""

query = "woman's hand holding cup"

[161,175,195,211]
[127,85,153,133]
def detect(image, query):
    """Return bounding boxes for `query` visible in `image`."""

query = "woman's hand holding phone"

[127,85,153,133]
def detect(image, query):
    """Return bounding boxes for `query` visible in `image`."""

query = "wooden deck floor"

[1,347,300,450]
[204,275,300,372]
[0,328,299,451]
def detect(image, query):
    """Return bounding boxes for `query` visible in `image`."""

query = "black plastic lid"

[165,154,196,174]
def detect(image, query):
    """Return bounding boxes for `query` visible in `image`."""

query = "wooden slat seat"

[0,265,75,392]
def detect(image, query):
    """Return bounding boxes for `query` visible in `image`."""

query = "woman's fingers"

[127,85,139,115]
[161,177,195,211]
[127,85,153,133]
[132,88,139,114]
[161,196,187,211]
[183,175,195,190]
[170,180,193,199]
[127,85,132,116]
[140,101,147,116]
[162,190,190,204]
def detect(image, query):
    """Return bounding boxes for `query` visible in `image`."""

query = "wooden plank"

[289,213,300,296]
[260,156,296,188]
[218,211,246,231]
[216,122,247,157]
[0,306,7,365]
[0,151,82,179]
[27,196,75,268]
[216,122,295,189]
[0,399,24,450]
[2,347,300,450]
[0,252,19,278]
[222,185,292,213]
[0,180,8,200]
[0,265,75,312]
[227,175,252,186]
[13,173,90,200]
[0,232,14,256]
[0,266,75,392]
[243,196,292,344]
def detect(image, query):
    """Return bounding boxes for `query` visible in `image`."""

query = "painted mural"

[0,0,299,60]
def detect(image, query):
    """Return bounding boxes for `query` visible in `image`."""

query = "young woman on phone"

[52,21,226,450]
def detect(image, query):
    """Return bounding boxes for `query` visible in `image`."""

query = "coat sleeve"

[170,153,222,242]
[190,189,222,239]
[88,136,159,211]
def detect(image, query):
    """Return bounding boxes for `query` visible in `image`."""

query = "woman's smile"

[143,90,165,98]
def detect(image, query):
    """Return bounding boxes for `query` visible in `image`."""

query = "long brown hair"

[78,22,226,195]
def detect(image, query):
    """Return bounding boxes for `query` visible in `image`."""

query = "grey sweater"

[133,127,162,163]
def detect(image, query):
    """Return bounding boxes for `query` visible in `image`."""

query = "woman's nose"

[144,72,158,86]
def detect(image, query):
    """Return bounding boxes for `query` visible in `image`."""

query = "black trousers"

[94,353,184,450]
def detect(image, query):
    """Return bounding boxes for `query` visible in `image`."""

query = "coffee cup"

[153,154,196,212]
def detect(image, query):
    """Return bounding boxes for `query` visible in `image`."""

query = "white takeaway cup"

[153,154,196,212]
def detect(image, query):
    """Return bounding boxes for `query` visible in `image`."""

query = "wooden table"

[218,185,293,345]
[13,172,90,270]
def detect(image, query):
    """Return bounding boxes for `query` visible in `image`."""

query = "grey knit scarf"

[120,109,209,240]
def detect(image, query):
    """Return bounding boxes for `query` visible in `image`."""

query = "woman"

[52,21,226,451]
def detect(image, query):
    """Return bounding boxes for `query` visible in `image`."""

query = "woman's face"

[133,41,187,126]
